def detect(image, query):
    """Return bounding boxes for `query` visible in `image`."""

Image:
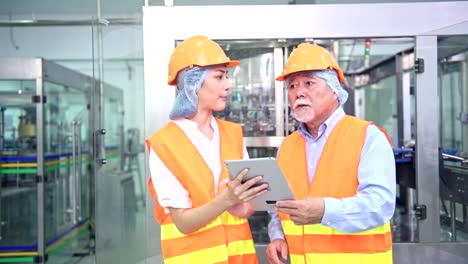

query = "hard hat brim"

[226,60,240,68]
[168,60,240,86]
[275,68,345,83]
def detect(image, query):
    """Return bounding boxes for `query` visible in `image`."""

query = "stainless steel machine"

[0,58,128,263]
[144,3,468,263]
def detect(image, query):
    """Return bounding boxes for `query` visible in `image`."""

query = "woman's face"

[197,65,231,112]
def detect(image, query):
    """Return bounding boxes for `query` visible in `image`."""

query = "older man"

[266,43,396,264]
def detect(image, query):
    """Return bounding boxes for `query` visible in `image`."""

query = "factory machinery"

[0,58,135,263]
[144,4,468,262]
[2,3,463,263]
[206,37,468,246]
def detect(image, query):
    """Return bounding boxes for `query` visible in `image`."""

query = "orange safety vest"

[277,115,393,264]
[146,118,258,264]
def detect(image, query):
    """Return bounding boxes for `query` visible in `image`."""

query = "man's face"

[286,72,338,124]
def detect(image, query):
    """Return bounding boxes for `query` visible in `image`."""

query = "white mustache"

[293,98,312,109]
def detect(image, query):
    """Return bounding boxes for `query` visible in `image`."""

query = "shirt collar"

[171,116,219,133]
[298,107,345,141]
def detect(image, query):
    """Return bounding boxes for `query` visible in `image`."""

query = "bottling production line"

[144,3,468,263]
[0,1,467,264]
[0,58,138,263]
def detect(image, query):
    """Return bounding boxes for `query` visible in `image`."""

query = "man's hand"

[266,239,289,264]
[276,197,325,225]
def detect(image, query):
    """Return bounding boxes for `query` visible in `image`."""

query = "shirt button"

[312,143,317,147]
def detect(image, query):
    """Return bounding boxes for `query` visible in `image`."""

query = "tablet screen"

[224,157,295,211]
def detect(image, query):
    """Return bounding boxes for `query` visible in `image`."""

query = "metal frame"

[0,58,103,264]
[396,54,405,148]
[463,55,468,154]
[143,2,468,263]
[415,35,440,243]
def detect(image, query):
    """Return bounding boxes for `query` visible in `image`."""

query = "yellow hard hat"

[276,43,345,83]
[167,35,240,85]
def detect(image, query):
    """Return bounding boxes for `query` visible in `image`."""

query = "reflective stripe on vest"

[146,118,258,263]
[290,250,393,264]
[281,221,392,254]
[277,115,392,263]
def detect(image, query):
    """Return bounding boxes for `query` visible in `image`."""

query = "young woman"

[147,35,268,264]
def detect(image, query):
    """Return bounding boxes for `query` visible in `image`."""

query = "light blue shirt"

[268,107,396,241]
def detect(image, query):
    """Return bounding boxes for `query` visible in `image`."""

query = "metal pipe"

[442,153,466,162]
[273,47,284,137]
[59,123,66,226]
[331,39,339,63]
[440,62,446,149]
[462,54,468,159]
[97,0,106,162]
[396,54,404,147]
[121,124,126,171]
[0,108,4,151]
[283,45,290,135]
[76,121,82,221]
[407,187,417,242]
[0,18,141,27]
[36,59,46,264]
[70,121,77,224]
[450,200,457,241]
[0,108,3,240]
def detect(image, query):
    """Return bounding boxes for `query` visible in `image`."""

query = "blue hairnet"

[314,70,348,105]
[169,66,209,119]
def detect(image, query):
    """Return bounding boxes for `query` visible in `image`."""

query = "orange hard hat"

[276,43,345,83]
[167,35,240,85]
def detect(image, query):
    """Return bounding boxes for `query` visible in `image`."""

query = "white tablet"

[224,157,295,211]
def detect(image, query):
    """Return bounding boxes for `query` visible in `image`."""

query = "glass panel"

[438,35,468,242]
[217,50,277,136]
[0,80,38,263]
[361,75,398,143]
[349,38,420,243]
[103,94,123,164]
[42,79,91,263]
[361,72,418,243]
[0,80,35,94]
[95,87,125,263]
[95,23,146,264]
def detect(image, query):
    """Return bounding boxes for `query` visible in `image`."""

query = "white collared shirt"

[149,117,249,212]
